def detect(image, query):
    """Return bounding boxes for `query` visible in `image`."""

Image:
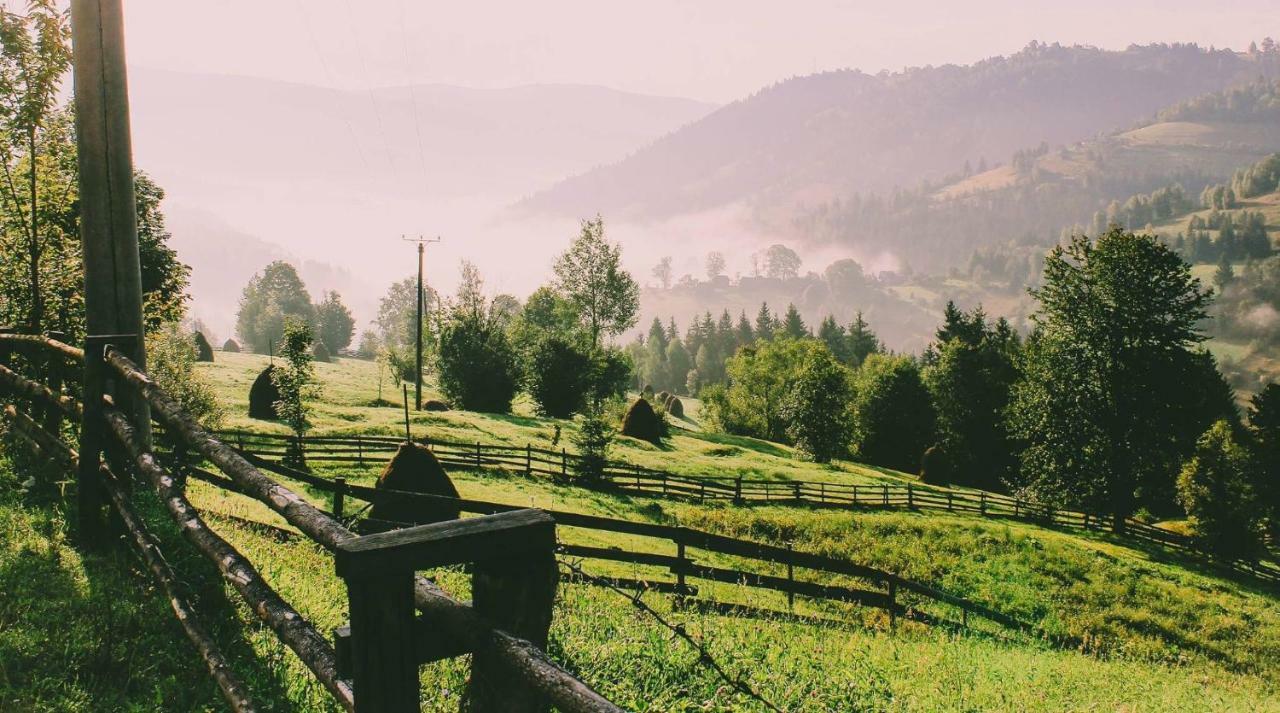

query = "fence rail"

[213,429,1280,584]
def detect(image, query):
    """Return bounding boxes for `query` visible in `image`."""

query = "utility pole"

[70,0,149,542]
[402,235,440,410]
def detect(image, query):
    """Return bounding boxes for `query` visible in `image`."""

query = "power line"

[559,558,785,713]
[395,0,430,185]
[341,0,396,173]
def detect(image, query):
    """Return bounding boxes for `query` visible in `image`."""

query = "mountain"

[127,68,717,332]
[517,43,1280,245]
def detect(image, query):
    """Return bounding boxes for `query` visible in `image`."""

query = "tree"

[1213,254,1235,291]
[510,286,579,354]
[846,312,881,367]
[436,276,521,414]
[780,348,854,462]
[553,217,639,347]
[665,338,692,395]
[1177,421,1265,560]
[703,338,824,443]
[924,313,1020,490]
[1248,384,1280,536]
[526,336,593,418]
[235,261,315,354]
[763,244,802,279]
[572,402,614,481]
[754,302,776,341]
[652,256,673,289]
[272,318,318,464]
[1007,229,1220,527]
[705,251,726,280]
[850,354,936,472]
[146,323,223,434]
[781,303,808,338]
[374,276,439,356]
[314,291,355,352]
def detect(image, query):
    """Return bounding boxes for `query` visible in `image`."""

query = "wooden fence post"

[882,484,889,507]
[907,484,914,509]
[334,509,557,713]
[356,435,363,466]
[526,443,532,476]
[561,448,567,477]
[793,482,801,503]
[852,484,858,506]
[979,491,987,517]
[734,477,742,503]
[819,482,826,504]
[475,441,482,468]
[42,330,67,434]
[334,477,346,520]
[947,491,953,512]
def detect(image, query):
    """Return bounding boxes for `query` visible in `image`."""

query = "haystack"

[620,397,663,444]
[222,338,241,353]
[641,384,654,400]
[665,395,684,419]
[193,331,214,362]
[423,399,450,412]
[248,366,280,420]
[370,442,461,526]
[312,340,332,363]
[920,445,951,485]
[657,390,671,405]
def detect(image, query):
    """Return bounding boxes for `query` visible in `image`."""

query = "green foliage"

[572,402,614,480]
[271,318,317,442]
[1177,421,1265,560]
[781,303,808,338]
[779,347,854,462]
[704,338,827,443]
[509,286,579,353]
[314,290,355,352]
[924,307,1021,489]
[436,311,520,414]
[235,261,315,354]
[374,276,438,361]
[850,354,936,472]
[1007,229,1225,520]
[527,336,593,418]
[146,323,223,433]
[588,347,633,404]
[1247,383,1280,533]
[762,243,802,279]
[663,338,691,394]
[552,216,639,347]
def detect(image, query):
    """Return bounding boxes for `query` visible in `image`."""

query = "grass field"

[1,352,1279,710]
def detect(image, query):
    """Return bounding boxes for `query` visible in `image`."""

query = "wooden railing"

[217,430,1280,585]
[0,333,623,713]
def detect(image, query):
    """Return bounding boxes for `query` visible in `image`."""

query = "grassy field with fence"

[2,341,1279,710]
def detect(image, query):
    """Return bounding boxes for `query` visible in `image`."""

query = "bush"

[590,348,633,404]
[436,312,520,413]
[271,318,319,466]
[620,397,665,444]
[192,331,214,362]
[572,403,615,480]
[222,338,240,353]
[1177,420,1265,560]
[371,442,461,525]
[422,399,450,412]
[527,337,592,418]
[148,324,223,433]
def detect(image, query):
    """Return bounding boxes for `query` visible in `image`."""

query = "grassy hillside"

[3,353,1278,710]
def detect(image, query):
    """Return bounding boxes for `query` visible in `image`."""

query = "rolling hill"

[517,43,1280,239]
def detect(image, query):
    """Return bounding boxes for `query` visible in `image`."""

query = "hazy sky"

[123,0,1278,103]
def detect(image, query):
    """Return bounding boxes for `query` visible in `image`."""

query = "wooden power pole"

[70,0,149,538]
[403,235,439,411]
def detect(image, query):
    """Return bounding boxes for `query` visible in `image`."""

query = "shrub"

[527,337,592,418]
[620,397,664,444]
[272,318,318,466]
[572,403,614,480]
[192,331,214,362]
[422,399,450,412]
[371,442,461,525]
[704,338,831,443]
[1177,420,1265,560]
[222,338,240,353]
[148,324,223,434]
[589,347,633,404]
[436,312,520,413]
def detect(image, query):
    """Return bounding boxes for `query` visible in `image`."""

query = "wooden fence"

[216,430,1280,585]
[0,333,623,713]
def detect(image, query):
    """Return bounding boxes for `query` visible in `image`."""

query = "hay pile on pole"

[664,395,684,418]
[620,398,663,444]
[370,442,462,526]
[193,331,214,362]
[248,366,280,420]
[222,338,240,353]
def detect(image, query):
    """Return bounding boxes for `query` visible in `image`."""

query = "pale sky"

[122,0,1280,103]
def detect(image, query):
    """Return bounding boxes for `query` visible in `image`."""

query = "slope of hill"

[517,43,1280,234]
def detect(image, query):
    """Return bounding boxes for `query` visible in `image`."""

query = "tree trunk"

[27,129,41,333]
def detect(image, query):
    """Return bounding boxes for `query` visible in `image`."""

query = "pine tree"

[782,303,808,338]
[735,311,754,348]
[817,315,849,362]
[846,312,881,367]
[755,302,775,341]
